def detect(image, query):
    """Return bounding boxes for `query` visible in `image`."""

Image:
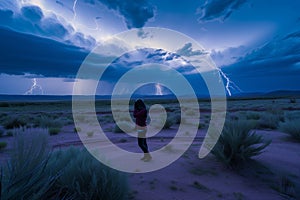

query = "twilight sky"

[0,0,299,95]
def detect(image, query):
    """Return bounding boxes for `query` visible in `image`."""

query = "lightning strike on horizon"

[25,78,44,95]
[217,68,242,96]
[155,83,163,95]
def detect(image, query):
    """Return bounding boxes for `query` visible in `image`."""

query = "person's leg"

[138,130,152,161]
[143,138,149,152]
[138,132,148,153]
[138,137,148,153]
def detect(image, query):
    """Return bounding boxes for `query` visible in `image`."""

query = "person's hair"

[134,99,146,111]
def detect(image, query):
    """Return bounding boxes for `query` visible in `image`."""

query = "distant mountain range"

[0,90,299,102]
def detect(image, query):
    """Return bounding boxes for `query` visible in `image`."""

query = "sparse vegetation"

[6,130,13,137]
[47,147,128,200]
[163,117,175,129]
[0,128,54,200]
[113,121,134,133]
[289,98,296,104]
[0,128,4,137]
[0,141,7,150]
[245,111,261,120]
[257,112,282,129]
[48,127,61,135]
[0,128,128,200]
[272,175,297,198]
[86,131,94,137]
[212,120,271,168]
[74,126,82,132]
[3,117,26,129]
[192,181,209,191]
[279,119,300,141]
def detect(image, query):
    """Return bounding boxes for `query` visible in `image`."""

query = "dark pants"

[138,131,149,153]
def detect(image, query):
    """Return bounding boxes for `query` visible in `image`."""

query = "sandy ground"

[0,124,299,200]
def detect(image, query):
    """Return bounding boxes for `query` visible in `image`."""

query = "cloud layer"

[197,0,248,22]
[0,28,88,77]
[83,0,155,28]
[0,1,96,49]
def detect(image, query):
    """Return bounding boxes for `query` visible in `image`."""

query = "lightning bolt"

[25,78,44,95]
[72,0,78,21]
[217,68,242,96]
[71,0,100,31]
[155,83,163,95]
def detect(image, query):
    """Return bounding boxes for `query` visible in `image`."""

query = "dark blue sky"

[0,0,299,95]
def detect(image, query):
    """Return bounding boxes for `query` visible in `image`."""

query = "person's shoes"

[143,153,152,162]
[140,156,146,160]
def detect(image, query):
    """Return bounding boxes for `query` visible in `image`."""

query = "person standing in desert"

[133,99,152,162]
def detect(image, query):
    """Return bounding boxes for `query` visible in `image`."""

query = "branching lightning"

[25,78,44,95]
[72,0,100,31]
[217,68,242,96]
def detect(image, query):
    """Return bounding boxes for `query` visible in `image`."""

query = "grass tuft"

[279,119,300,141]
[0,141,7,150]
[212,120,271,168]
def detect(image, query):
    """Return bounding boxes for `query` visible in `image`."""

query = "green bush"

[246,111,261,120]
[0,141,7,150]
[212,120,271,168]
[0,128,55,200]
[279,119,300,141]
[33,115,63,129]
[47,147,128,200]
[257,112,282,129]
[48,127,61,135]
[3,117,26,129]
[0,128,129,200]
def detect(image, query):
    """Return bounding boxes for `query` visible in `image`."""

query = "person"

[133,99,152,162]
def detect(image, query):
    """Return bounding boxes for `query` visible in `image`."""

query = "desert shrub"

[113,121,134,133]
[163,117,175,129]
[33,115,63,129]
[0,102,9,107]
[117,113,132,122]
[47,147,128,200]
[289,98,296,104]
[246,111,261,120]
[279,119,300,141]
[284,111,300,121]
[198,122,205,129]
[48,127,61,135]
[257,112,283,129]
[0,141,7,150]
[6,130,13,137]
[0,128,4,137]
[169,112,181,124]
[0,128,128,200]
[74,127,82,133]
[0,128,56,200]
[272,175,297,198]
[212,120,271,168]
[185,109,196,116]
[3,117,26,129]
[86,131,94,137]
